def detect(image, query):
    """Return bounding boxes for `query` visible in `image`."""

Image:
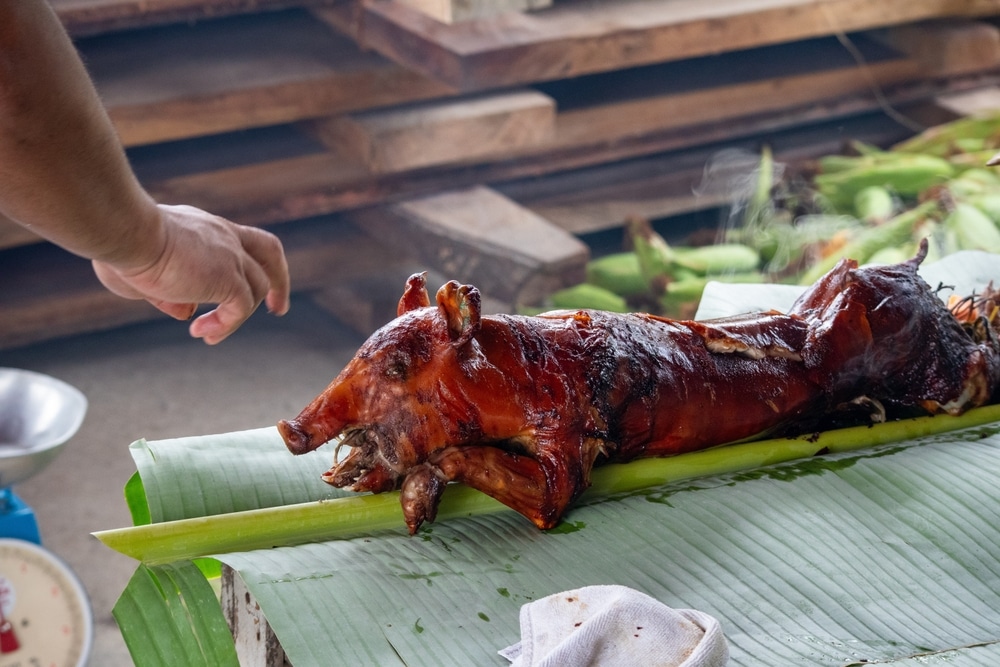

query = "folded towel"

[499,585,729,667]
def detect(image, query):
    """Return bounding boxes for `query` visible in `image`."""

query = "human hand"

[92,204,291,344]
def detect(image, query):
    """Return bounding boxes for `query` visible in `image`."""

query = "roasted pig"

[278,241,1000,533]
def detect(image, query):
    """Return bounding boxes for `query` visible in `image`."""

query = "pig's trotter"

[400,463,447,534]
[408,445,581,531]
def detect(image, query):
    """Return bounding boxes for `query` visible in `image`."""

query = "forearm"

[0,0,163,268]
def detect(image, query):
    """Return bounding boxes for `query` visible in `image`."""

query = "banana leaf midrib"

[93,403,1000,564]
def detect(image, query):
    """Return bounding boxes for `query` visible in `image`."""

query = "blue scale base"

[0,489,41,544]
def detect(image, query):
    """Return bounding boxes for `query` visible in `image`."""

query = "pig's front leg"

[399,440,590,533]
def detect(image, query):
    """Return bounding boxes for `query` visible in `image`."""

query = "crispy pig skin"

[277,243,1000,533]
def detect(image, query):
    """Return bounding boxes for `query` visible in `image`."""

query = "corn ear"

[628,217,676,294]
[865,244,913,266]
[672,243,761,275]
[798,199,943,284]
[853,185,895,223]
[813,155,955,211]
[818,154,869,174]
[585,252,649,297]
[891,112,1000,156]
[945,202,1000,254]
[847,140,887,157]
[968,193,1000,223]
[745,145,774,227]
[659,272,764,314]
[549,283,630,312]
[945,168,1000,198]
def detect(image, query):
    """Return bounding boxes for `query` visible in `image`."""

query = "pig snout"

[278,418,336,455]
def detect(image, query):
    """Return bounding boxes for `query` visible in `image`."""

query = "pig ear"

[436,281,482,349]
[398,273,431,316]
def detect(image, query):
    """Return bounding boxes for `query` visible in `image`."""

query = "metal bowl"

[0,368,88,488]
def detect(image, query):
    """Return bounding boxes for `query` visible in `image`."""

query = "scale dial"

[0,538,92,667]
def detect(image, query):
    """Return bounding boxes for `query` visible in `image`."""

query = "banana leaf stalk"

[94,403,1000,565]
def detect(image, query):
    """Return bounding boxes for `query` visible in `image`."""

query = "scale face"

[0,538,93,667]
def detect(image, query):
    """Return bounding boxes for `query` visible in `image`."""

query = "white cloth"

[499,585,729,667]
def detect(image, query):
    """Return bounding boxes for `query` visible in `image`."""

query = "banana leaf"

[111,423,1000,666]
[101,250,1000,666]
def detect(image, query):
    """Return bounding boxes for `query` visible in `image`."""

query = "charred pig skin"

[278,242,1000,533]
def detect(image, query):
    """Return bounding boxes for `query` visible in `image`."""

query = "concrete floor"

[1,295,367,666]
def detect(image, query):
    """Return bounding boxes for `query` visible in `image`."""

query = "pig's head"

[277,273,483,493]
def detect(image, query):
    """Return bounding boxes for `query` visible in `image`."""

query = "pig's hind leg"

[400,443,585,533]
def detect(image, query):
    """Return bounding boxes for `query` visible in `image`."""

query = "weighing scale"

[0,368,92,667]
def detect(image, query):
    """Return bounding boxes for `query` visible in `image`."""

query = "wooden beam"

[221,566,290,667]
[306,90,555,172]
[876,19,1000,76]
[315,0,1000,90]
[544,35,923,154]
[932,85,1000,117]
[348,186,589,307]
[81,10,452,147]
[138,44,990,228]
[54,0,338,37]
[396,0,550,24]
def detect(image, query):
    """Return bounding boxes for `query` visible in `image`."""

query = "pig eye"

[384,353,410,380]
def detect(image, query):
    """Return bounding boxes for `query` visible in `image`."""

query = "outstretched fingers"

[239,224,290,316]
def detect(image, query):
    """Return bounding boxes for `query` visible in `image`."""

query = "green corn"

[853,185,895,223]
[745,145,774,227]
[659,272,765,313]
[945,168,1000,198]
[953,137,988,154]
[891,112,1000,156]
[797,199,943,284]
[628,217,675,294]
[865,245,913,266]
[813,154,955,212]
[969,193,1000,223]
[818,154,870,174]
[945,202,1000,254]
[847,140,887,157]
[585,252,649,297]
[672,243,761,275]
[549,283,631,313]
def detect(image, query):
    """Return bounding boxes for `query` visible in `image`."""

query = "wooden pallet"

[87,31,997,231]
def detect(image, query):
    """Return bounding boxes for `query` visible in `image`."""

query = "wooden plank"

[54,0,337,37]
[221,566,290,667]
[315,0,1000,91]
[898,85,1000,130]
[540,34,923,156]
[138,53,994,228]
[348,186,589,307]
[306,89,555,172]
[876,19,1000,76]
[933,85,1000,117]
[397,0,551,24]
[502,159,732,236]
[80,10,453,147]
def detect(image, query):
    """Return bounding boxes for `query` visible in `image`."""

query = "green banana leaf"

[112,423,1000,666]
[102,250,1000,666]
